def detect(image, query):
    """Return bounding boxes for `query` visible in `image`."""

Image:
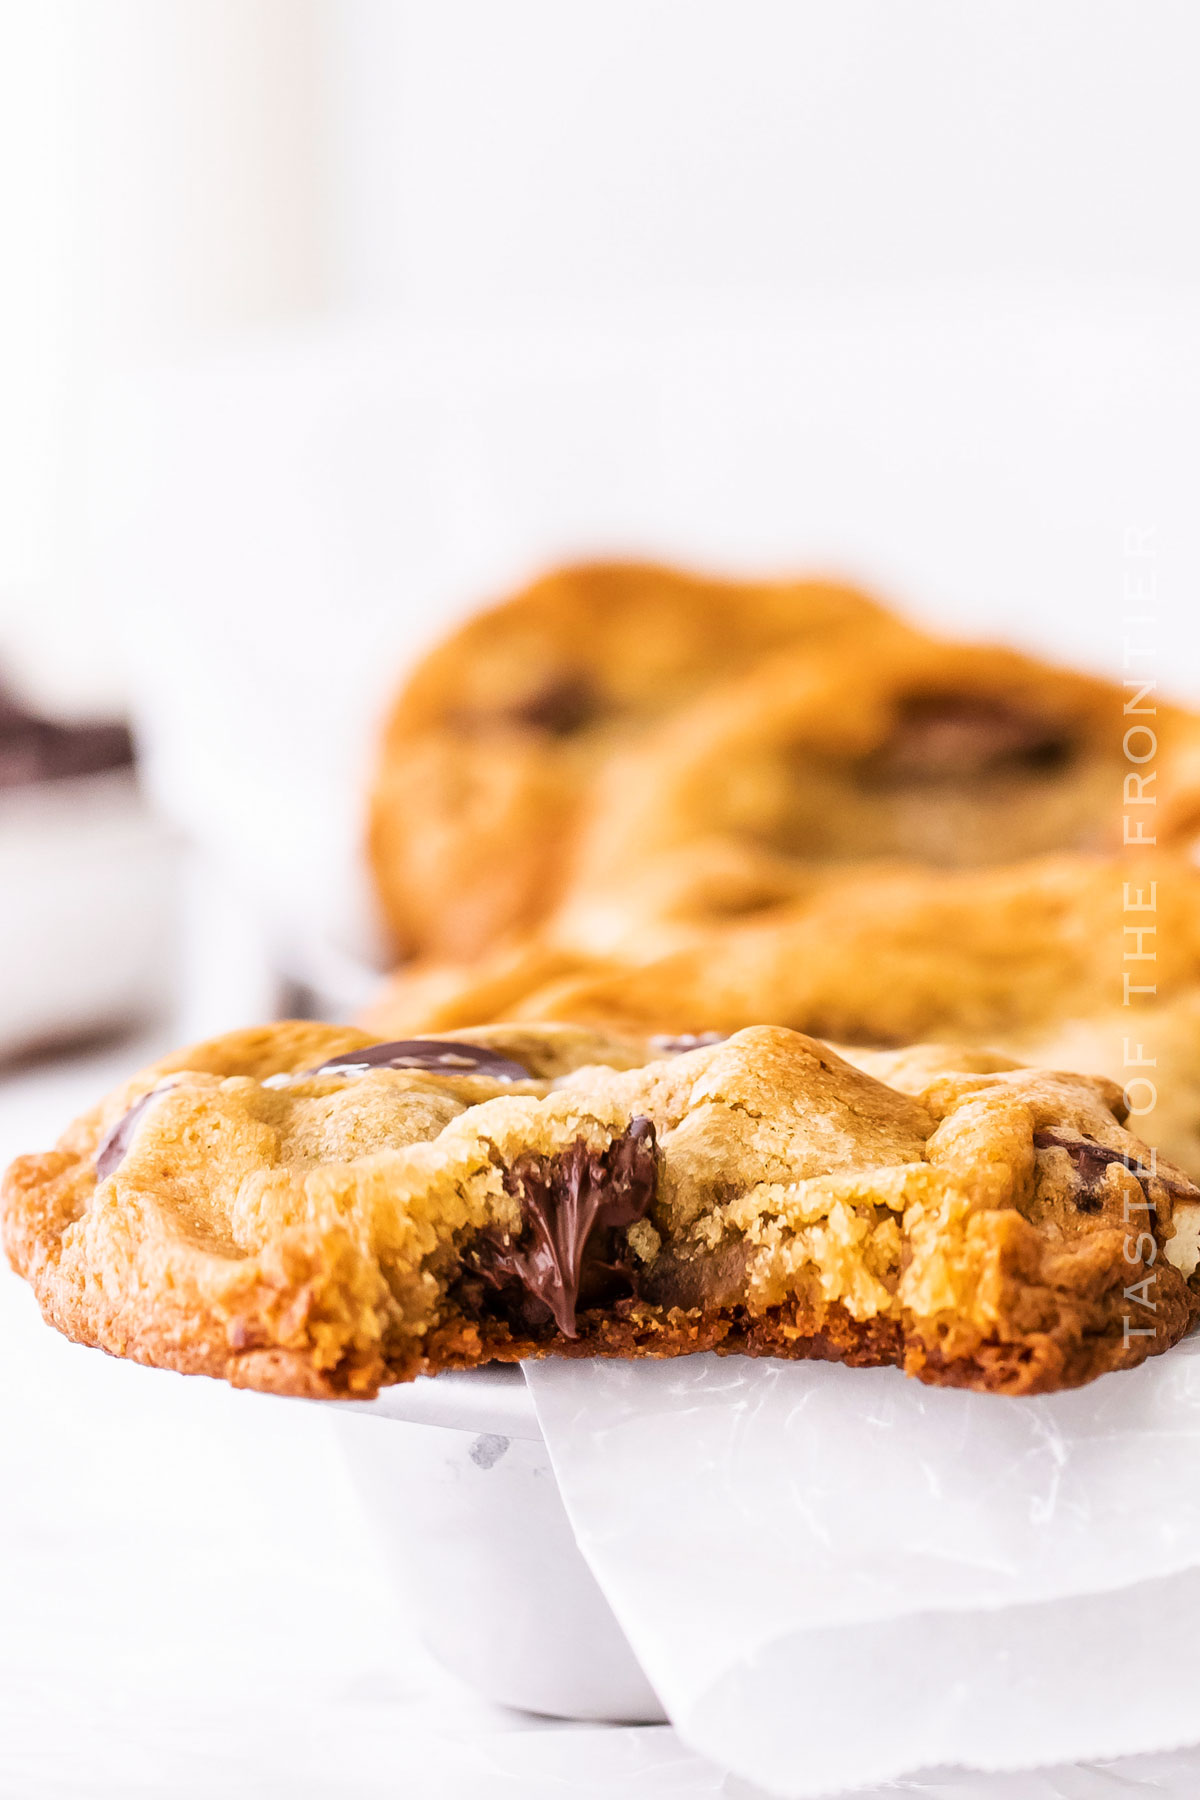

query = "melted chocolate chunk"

[94,1084,172,1181]
[457,1117,658,1337]
[650,1032,729,1056]
[1032,1128,1182,1213]
[309,1039,531,1082]
[869,693,1076,784]
[0,683,134,791]
[508,675,600,737]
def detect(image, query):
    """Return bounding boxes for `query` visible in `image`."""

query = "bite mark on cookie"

[10,1021,1200,1400]
[1166,1203,1200,1278]
[456,1117,657,1336]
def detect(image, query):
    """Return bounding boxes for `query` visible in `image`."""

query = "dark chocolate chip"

[868,693,1076,784]
[650,1033,729,1056]
[94,1084,170,1181]
[1031,1128,1194,1213]
[508,675,600,737]
[309,1039,531,1082]
[640,1237,752,1312]
[458,1116,658,1337]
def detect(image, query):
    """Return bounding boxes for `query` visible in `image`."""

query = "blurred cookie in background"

[361,853,1200,1181]
[367,561,900,961]
[552,631,1200,956]
[362,566,1200,1177]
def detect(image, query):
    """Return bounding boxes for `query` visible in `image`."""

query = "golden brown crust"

[5,1022,1196,1401]
[367,561,895,958]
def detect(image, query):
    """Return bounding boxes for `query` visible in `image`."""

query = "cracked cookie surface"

[5,1021,1197,1399]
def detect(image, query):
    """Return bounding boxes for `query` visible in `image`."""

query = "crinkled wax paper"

[525,1341,1200,1797]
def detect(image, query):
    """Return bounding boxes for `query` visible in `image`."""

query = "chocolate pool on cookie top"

[93,1081,177,1180]
[650,1032,729,1056]
[309,1038,532,1082]
[96,1041,535,1181]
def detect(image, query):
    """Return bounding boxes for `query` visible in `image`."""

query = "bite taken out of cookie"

[5,1020,1197,1400]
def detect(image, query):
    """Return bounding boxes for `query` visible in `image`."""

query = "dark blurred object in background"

[0,671,175,1069]
[0,680,134,790]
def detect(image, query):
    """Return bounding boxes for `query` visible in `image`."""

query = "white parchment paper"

[525,1344,1200,1797]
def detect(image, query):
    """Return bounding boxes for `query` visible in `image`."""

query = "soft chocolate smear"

[0,684,134,790]
[309,1039,531,1082]
[650,1032,729,1056]
[1032,1128,1199,1213]
[868,693,1076,784]
[94,1083,172,1181]
[456,1116,658,1337]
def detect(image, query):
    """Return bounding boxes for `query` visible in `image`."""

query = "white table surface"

[5,1030,1200,1800]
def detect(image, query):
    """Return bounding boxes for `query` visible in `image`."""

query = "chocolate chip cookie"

[553,632,1200,955]
[368,562,896,960]
[6,1021,1196,1398]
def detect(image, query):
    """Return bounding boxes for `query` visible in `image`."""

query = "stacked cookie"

[8,560,1200,1398]
[369,562,897,960]
[367,562,1200,1180]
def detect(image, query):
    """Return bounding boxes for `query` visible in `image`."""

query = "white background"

[3,0,1200,709]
